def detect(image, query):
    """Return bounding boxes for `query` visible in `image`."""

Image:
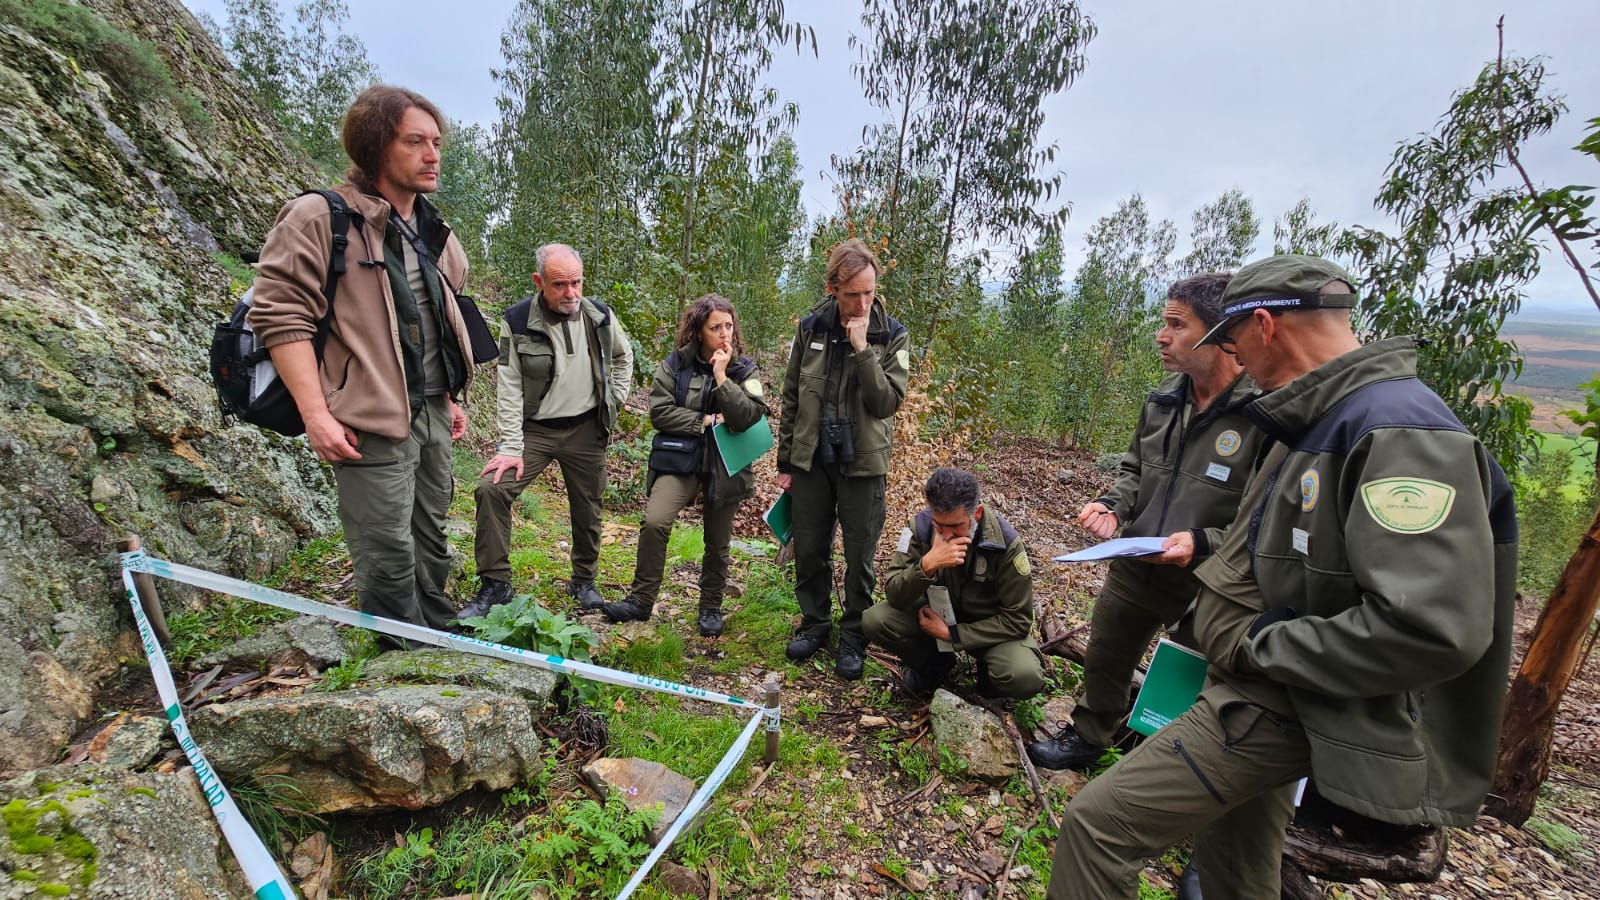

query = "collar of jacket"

[812,296,894,339]
[1148,370,1257,412]
[1245,336,1420,441]
[520,295,612,333]
[343,186,453,255]
[973,507,1017,553]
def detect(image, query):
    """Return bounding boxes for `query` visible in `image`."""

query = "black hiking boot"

[567,580,607,610]
[1025,724,1107,771]
[903,653,957,696]
[601,595,653,623]
[835,642,865,681]
[457,578,514,624]
[786,629,828,662]
[697,608,725,637]
[1176,861,1203,900]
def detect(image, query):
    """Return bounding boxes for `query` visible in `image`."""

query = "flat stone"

[364,648,559,704]
[93,714,168,769]
[188,685,544,813]
[581,756,699,845]
[196,616,350,670]
[656,860,707,897]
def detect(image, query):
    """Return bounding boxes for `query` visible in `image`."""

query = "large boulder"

[187,684,546,814]
[0,0,332,780]
[0,764,253,898]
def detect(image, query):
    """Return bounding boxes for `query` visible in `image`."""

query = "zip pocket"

[1174,739,1226,804]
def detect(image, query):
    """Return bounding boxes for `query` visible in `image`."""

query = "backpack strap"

[301,189,358,358]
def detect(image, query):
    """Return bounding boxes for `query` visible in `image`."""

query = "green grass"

[1532,431,1598,500]
[165,537,347,664]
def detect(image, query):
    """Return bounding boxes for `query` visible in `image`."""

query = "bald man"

[464,244,633,622]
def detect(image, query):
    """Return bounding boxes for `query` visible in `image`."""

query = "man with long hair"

[249,85,475,642]
[776,239,910,680]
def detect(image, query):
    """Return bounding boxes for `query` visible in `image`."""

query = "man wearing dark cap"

[1046,255,1518,899]
[1028,273,1263,771]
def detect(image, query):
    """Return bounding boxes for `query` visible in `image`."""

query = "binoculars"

[818,417,856,466]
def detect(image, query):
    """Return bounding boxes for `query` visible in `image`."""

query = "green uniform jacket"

[777,297,910,477]
[882,510,1037,653]
[1193,337,1518,828]
[646,342,769,508]
[494,295,633,456]
[1098,371,1262,558]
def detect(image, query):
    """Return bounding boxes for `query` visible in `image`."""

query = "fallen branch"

[978,698,1057,831]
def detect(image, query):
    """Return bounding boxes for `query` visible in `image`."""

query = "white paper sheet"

[1053,536,1168,562]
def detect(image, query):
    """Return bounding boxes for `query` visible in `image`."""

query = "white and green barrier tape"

[118,549,782,899]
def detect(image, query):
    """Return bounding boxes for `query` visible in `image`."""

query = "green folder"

[764,492,793,546]
[1127,639,1209,737]
[713,415,775,476]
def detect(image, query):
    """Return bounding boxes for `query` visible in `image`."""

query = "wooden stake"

[763,680,781,765]
[116,535,171,648]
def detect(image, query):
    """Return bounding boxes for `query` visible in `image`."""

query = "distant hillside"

[1505,316,1600,394]
[1504,314,1598,430]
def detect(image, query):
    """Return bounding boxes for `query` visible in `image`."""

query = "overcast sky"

[183,0,1600,311]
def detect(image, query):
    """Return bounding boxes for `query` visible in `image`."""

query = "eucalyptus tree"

[1272,198,1340,258]
[990,228,1067,435]
[655,0,815,312]
[1057,195,1175,450]
[1339,53,1562,471]
[491,0,664,296]
[1179,187,1259,276]
[220,0,291,117]
[219,0,378,178]
[432,120,495,276]
[848,0,943,288]
[880,0,1095,348]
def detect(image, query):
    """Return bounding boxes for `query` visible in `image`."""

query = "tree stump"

[1284,785,1446,885]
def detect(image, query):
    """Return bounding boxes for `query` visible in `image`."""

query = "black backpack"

[209,190,355,436]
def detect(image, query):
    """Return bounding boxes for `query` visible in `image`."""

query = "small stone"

[656,860,706,897]
[904,870,930,892]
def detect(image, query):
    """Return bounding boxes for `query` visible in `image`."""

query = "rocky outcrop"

[0,764,254,899]
[0,0,333,780]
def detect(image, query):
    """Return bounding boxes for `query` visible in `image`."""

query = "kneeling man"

[866,468,1044,699]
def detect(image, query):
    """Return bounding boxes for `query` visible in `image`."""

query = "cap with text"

[1194,255,1358,348]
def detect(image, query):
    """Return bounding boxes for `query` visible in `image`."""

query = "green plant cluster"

[353,792,657,900]
[0,0,209,130]
[462,593,601,702]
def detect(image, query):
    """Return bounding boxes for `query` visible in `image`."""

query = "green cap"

[1194,255,1358,348]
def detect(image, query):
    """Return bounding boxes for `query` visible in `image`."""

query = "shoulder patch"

[1014,552,1031,577]
[896,348,910,370]
[1360,477,1457,534]
[897,527,913,554]
[743,378,764,397]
